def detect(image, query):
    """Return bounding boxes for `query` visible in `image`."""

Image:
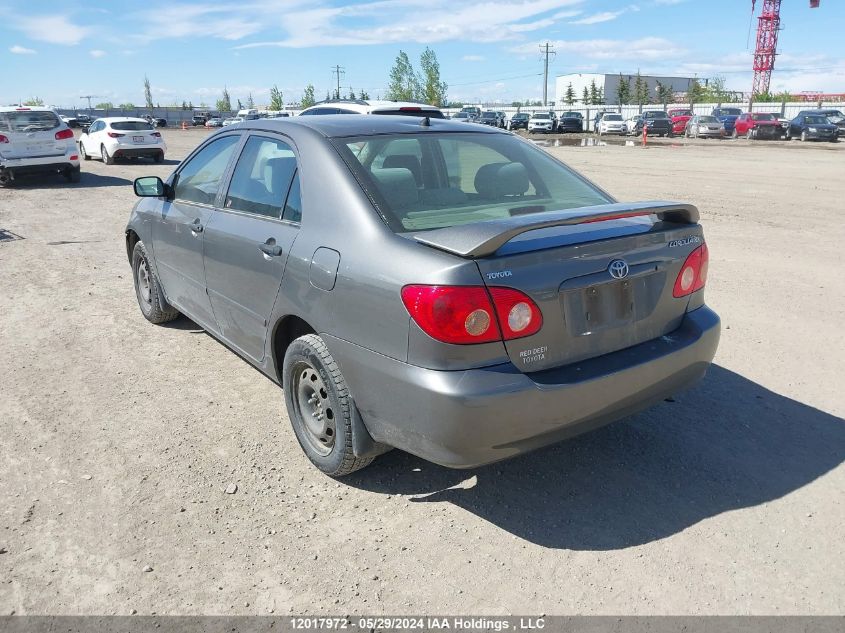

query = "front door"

[203,134,303,361]
[152,134,241,330]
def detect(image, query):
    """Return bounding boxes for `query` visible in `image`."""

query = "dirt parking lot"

[1,128,842,615]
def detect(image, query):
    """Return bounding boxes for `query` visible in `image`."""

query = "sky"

[1,0,844,108]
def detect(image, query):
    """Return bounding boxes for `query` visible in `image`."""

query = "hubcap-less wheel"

[101,145,108,161]
[79,143,87,160]
[292,363,335,456]
[137,258,151,305]
[801,131,807,142]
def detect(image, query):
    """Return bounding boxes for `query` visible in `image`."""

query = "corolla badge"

[608,259,629,279]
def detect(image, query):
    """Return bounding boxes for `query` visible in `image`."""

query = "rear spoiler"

[413,201,699,258]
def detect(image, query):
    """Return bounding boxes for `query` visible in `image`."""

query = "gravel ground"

[0,128,842,615]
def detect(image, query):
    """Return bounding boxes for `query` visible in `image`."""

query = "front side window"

[225,136,298,218]
[336,132,610,232]
[174,135,240,205]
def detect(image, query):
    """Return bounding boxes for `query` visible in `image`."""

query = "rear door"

[202,133,302,361]
[152,133,242,330]
[0,109,67,159]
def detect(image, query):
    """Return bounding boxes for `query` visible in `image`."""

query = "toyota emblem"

[608,259,629,279]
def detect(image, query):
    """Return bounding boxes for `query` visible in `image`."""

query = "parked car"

[60,114,79,128]
[205,117,224,128]
[684,115,725,139]
[773,115,790,138]
[507,112,529,130]
[222,117,242,127]
[787,114,838,142]
[477,111,500,127]
[527,112,554,133]
[623,114,642,135]
[78,117,166,164]
[597,113,625,135]
[144,115,167,128]
[733,112,781,139]
[0,106,80,185]
[494,111,507,128]
[711,107,742,135]
[557,111,584,133]
[796,109,845,137]
[191,115,208,126]
[300,99,444,118]
[75,114,93,131]
[460,106,482,118]
[668,109,693,135]
[633,110,673,137]
[126,115,720,476]
[451,111,476,123]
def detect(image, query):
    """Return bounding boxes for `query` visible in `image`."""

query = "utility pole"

[331,65,345,100]
[80,95,99,111]
[539,43,555,106]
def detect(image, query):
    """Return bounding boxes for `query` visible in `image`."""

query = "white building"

[555,73,698,106]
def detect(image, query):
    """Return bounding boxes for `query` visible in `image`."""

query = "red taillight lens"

[488,287,543,339]
[401,285,543,344]
[0,134,9,143]
[151,131,161,137]
[55,128,74,140]
[401,285,500,344]
[107,132,125,138]
[673,243,709,298]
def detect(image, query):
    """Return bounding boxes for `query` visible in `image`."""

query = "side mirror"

[134,176,166,197]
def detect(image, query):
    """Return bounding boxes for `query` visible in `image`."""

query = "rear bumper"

[327,305,721,468]
[0,152,79,174]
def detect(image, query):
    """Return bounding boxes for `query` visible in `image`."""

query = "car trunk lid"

[414,202,704,373]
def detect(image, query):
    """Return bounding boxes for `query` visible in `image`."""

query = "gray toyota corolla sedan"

[126,116,720,476]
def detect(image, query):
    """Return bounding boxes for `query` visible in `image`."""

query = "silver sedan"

[685,115,725,139]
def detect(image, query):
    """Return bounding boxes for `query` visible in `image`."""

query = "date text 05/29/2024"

[290,617,547,631]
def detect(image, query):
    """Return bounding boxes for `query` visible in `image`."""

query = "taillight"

[151,132,161,137]
[488,287,543,339]
[401,285,542,345]
[673,243,709,298]
[107,132,125,138]
[55,128,74,140]
[0,134,9,143]
[401,285,500,344]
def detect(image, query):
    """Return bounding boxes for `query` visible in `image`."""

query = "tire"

[64,166,80,183]
[79,142,90,161]
[131,241,179,324]
[731,128,738,139]
[747,129,754,140]
[801,131,808,142]
[283,334,375,477]
[101,145,114,165]
[154,151,164,163]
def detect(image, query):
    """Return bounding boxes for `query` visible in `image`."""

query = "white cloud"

[13,14,91,45]
[89,49,106,58]
[235,0,585,48]
[570,11,625,25]
[462,55,485,62]
[9,44,36,54]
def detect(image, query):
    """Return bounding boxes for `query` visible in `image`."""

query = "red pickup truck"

[668,109,693,135]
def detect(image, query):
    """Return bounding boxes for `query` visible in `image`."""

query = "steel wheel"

[292,362,336,456]
[801,131,808,142]
[136,257,152,306]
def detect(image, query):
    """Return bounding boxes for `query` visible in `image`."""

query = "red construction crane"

[751,0,821,96]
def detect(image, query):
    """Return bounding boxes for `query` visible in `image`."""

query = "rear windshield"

[372,109,445,119]
[111,121,154,131]
[336,132,611,233]
[0,110,60,132]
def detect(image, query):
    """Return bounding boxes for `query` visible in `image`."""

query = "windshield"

[752,113,774,121]
[804,116,829,124]
[720,108,742,116]
[671,110,692,116]
[0,110,61,132]
[532,113,550,120]
[335,132,611,233]
[698,116,719,123]
[644,112,668,119]
[561,112,581,118]
[603,114,622,121]
[512,114,528,120]
[111,121,154,131]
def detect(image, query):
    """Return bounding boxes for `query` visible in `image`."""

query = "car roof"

[97,117,150,123]
[0,106,58,113]
[301,100,442,115]
[228,114,504,138]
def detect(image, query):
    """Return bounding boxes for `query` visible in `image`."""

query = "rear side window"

[111,121,153,131]
[174,135,240,205]
[0,110,60,132]
[225,136,298,218]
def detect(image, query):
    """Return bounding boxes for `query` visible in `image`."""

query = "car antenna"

[420,116,430,127]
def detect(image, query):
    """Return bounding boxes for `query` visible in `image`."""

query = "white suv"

[0,106,80,185]
[78,117,166,164]
[299,100,444,118]
[527,112,554,134]
[597,113,625,135]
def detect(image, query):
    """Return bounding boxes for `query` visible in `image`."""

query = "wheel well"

[272,315,316,380]
[125,230,140,263]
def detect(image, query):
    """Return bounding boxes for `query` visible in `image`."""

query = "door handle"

[259,239,283,257]
[190,219,203,234]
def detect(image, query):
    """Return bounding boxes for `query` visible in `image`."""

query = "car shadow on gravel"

[346,365,845,550]
[6,173,132,189]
